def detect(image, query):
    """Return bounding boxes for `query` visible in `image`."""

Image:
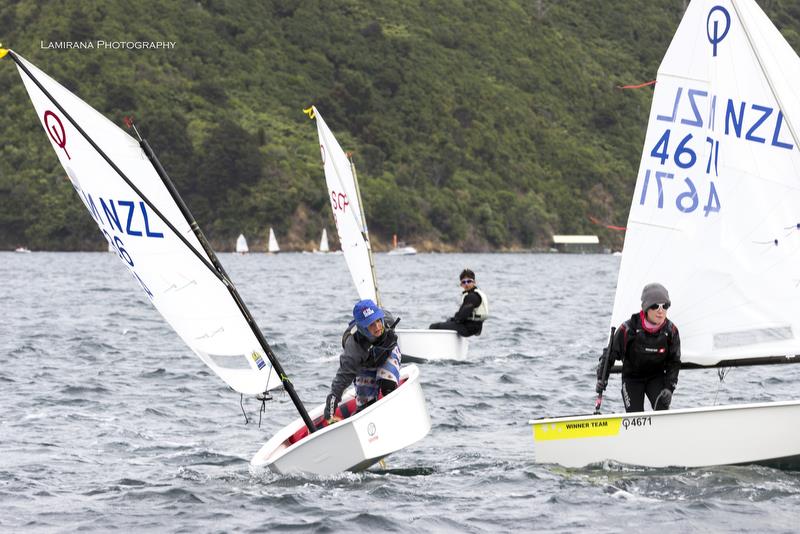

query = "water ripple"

[3,252,800,532]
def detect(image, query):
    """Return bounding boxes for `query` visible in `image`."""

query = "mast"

[8,49,316,434]
[347,153,382,307]
[138,132,316,433]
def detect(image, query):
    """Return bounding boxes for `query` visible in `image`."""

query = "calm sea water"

[2,251,800,533]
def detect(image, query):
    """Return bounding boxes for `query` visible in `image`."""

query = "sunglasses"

[460,279,475,285]
[648,303,670,311]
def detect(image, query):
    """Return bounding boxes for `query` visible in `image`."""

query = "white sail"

[611,0,800,366]
[235,233,249,253]
[268,227,280,253]
[312,107,378,302]
[12,51,281,395]
[319,228,329,252]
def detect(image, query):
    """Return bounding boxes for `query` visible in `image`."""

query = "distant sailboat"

[267,227,280,253]
[235,233,249,254]
[318,228,329,253]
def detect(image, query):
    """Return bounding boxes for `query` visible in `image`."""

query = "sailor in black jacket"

[429,268,489,337]
[596,283,681,412]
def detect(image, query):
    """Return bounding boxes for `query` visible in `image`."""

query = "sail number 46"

[641,129,721,216]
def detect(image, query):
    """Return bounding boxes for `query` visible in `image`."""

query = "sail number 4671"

[622,416,651,430]
[640,129,721,217]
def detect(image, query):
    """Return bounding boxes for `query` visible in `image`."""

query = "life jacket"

[340,320,395,367]
[618,314,676,378]
[462,288,489,321]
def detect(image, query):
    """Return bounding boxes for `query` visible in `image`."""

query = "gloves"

[655,388,672,410]
[368,329,398,366]
[383,328,398,346]
[323,393,339,421]
[595,379,607,395]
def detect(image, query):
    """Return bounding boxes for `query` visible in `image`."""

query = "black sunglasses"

[460,279,475,285]
[648,302,670,311]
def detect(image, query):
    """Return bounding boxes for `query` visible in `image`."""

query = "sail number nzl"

[622,416,651,430]
[639,84,794,218]
[66,170,159,299]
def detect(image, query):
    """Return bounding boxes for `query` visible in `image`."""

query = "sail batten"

[611,0,800,366]
[11,50,283,395]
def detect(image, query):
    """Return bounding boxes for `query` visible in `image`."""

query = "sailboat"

[530,0,800,469]
[5,47,430,475]
[267,227,280,253]
[235,233,249,254]
[307,106,468,362]
[317,227,330,253]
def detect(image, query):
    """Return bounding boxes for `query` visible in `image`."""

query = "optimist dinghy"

[531,0,800,469]
[6,47,430,475]
[307,106,468,362]
[251,364,430,475]
[267,227,280,253]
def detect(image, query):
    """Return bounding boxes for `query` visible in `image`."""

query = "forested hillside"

[2,0,799,251]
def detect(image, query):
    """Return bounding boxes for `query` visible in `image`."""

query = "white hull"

[387,246,417,255]
[530,400,800,469]
[396,328,469,362]
[251,364,430,475]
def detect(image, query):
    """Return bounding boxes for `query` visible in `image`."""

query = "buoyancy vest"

[462,288,489,321]
[340,321,396,367]
[619,316,676,378]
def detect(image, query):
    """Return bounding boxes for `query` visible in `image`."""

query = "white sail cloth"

[268,227,280,253]
[612,0,800,366]
[13,51,281,394]
[236,234,249,253]
[312,107,378,302]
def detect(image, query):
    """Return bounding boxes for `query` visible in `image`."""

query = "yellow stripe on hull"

[533,418,622,441]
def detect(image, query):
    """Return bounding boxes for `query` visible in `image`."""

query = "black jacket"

[598,312,681,389]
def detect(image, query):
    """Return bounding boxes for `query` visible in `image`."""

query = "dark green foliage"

[1,0,798,251]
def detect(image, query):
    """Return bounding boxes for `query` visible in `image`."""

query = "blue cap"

[353,299,385,329]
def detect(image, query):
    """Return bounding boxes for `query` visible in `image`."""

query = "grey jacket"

[329,327,399,399]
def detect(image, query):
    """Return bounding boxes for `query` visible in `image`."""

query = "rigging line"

[713,367,731,406]
[347,152,382,307]
[8,50,224,286]
[616,79,656,90]
[240,394,250,425]
[259,399,266,428]
[140,133,317,433]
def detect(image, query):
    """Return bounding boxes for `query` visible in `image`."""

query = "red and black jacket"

[598,312,681,390]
